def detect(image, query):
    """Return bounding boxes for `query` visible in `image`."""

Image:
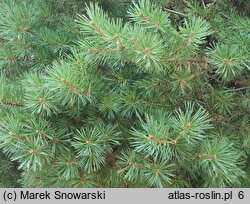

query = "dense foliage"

[0,0,249,188]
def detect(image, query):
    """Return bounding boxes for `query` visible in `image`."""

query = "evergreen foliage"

[0,152,20,187]
[0,0,249,188]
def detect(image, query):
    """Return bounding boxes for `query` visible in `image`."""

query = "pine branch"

[173,122,191,144]
[0,100,24,107]
[163,8,187,17]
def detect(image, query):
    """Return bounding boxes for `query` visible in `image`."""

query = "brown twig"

[0,99,24,107]
[60,78,84,94]
[173,122,191,144]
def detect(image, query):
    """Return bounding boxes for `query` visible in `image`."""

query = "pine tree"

[0,0,249,188]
